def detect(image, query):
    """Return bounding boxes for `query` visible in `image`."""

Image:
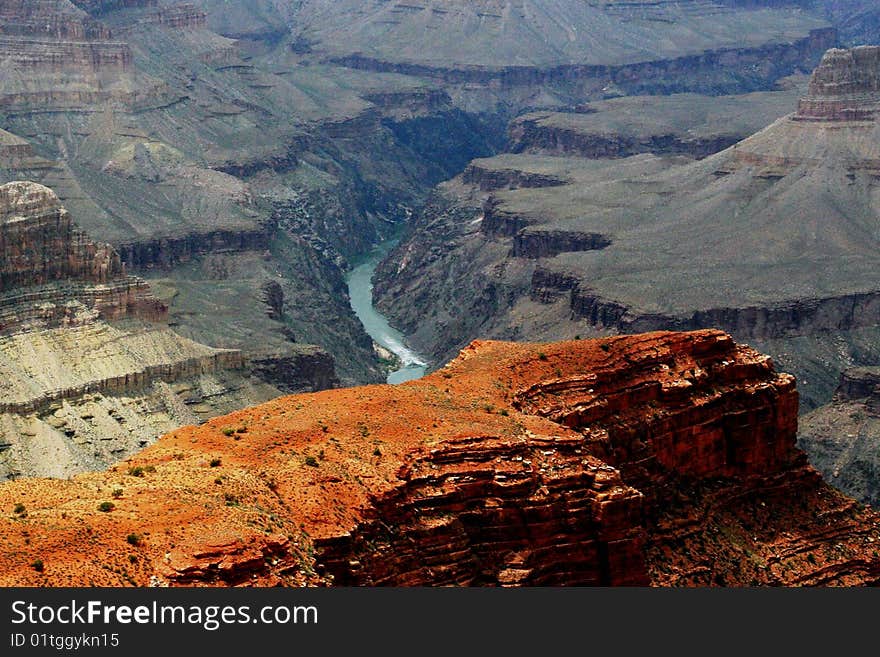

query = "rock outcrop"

[796,46,880,120]
[0,330,878,587]
[0,181,332,480]
[0,181,162,323]
[0,0,132,72]
[375,46,880,411]
[800,366,880,506]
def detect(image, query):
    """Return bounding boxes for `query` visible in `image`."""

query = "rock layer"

[375,46,880,411]
[0,330,878,587]
[800,367,880,506]
[0,181,329,480]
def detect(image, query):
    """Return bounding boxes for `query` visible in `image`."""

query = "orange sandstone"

[0,330,878,586]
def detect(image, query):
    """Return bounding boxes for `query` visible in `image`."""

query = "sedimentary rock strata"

[0,181,328,480]
[376,46,880,410]
[0,330,877,586]
[800,367,880,506]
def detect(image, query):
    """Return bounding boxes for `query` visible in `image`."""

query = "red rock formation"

[0,181,123,289]
[796,46,880,121]
[0,181,166,326]
[0,330,878,586]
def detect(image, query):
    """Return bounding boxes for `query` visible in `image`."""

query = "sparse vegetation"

[112,489,123,499]
[126,533,142,546]
[373,447,382,457]
[31,559,44,573]
[210,458,222,468]
[500,409,509,417]
[304,456,319,467]
[13,503,25,515]
[98,502,115,513]
[128,466,144,477]
[538,352,547,361]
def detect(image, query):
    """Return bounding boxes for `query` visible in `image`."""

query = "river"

[346,244,429,384]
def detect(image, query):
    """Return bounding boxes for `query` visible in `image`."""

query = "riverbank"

[346,243,429,384]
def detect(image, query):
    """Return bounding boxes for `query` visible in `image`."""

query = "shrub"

[144,466,156,474]
[600,343,611,352]
[304,456,319,468]
[98,502,115,513]
[112,489,123,499]
[500,409,509,417]
[128,467,144,477]
[31,559,44,573]
[373,447,382,457]
[236,426,248,434]
[210,458,222,468]
[221,427,235,437]
[538,352,547,361]
[126,533,141,546]
[13,503,25,515]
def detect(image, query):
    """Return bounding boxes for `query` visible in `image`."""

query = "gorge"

[346,242,429,384]
[2,0,880,587]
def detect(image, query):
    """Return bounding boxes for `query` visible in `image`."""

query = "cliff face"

[0,181,124,291]
[0,330,877,587]
[0,181,161,324]
[0,181,334,481]
[0,0,132,72]
[800,367,880,507]
[375,46,880,411]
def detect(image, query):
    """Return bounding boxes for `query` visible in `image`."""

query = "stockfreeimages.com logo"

[11,600,318,632]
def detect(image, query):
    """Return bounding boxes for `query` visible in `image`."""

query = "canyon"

[375,46,880,417]
[2,0,880,586]
[1,331,878,586]
[0,180,290,480]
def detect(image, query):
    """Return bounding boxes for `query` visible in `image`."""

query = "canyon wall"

[0,331,877,586]
[0,181,331,480]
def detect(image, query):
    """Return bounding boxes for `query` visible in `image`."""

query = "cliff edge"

[1,329,877,586]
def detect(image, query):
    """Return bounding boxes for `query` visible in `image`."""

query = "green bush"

[210,458,222,468]
[13,503,25,515]
[304,456,319,468]
[126,533,141,546]
[128,466,144,477]
[31,559,44,573]
[98,502,115,513]
[112,489,123,499]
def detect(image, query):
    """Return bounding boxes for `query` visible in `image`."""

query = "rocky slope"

[508,84,806,160]
[0,180,330,481]
[0,330,877,586]
[376,46,880,411]
[0,0,840,389]
[800,368,880,506]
